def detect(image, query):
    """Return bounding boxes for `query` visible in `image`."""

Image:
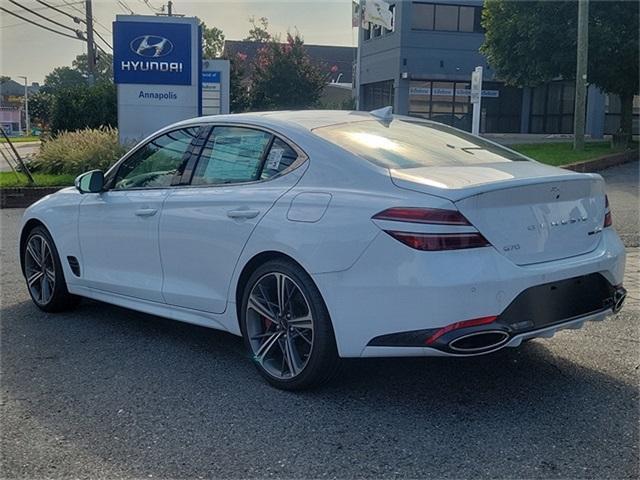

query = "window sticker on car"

[266,148,284,170]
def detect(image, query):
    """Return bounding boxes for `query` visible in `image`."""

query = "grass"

[0,172,75,188]
[510,141,637,166]
[0,135,40,143]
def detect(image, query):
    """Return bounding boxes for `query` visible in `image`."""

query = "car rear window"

[313,119,529,169]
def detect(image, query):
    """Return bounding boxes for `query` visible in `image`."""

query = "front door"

[159,126,305,313]
[78,127,200,302]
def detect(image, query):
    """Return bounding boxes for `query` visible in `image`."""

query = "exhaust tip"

[449,330,510,353]
[613,287,627,313]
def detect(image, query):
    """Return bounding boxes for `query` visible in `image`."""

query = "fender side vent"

[67,256,80,277]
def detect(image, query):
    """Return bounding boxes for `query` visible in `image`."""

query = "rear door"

[159,125,306,313]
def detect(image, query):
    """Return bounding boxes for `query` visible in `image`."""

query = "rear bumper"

[312,228,626,358]
[361,307,615,358]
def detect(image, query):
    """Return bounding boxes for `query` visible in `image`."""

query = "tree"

[201,22,225,58]
[28,91,53,130]
[250,32,326,110]
[244,16,271,43]
[72,52,114,83]
[481,0,639,143]
[50,83,116,133]
[229,53,250,112]
[42,67,86,93]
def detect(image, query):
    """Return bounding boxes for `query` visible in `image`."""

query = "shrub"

[30,127,127,176]
[50,82,117,134]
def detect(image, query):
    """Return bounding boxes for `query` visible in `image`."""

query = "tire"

[23,225,80,312]
[240,259,340,390]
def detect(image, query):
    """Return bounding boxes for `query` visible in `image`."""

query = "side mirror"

[75,170,104,194]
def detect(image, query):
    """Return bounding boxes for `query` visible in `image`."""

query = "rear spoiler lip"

[389,167,602,203]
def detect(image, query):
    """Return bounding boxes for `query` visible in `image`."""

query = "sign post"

[113,15,202,144]
[471,66,483,136]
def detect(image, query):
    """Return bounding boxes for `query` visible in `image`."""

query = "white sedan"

[20,109,627,390]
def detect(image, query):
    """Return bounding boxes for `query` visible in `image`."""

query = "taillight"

[604,195,612,228]
[425,315,498,345]
[385,231,490,251]
[372,207,491,251]
[372,207,471,225]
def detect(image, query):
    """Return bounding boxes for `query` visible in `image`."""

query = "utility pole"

[167,0,172,16]
[573,0,588,151]
[18,75,29,136]
[85,0,96,85]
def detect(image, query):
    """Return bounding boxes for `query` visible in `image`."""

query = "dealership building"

[357,0,639,137]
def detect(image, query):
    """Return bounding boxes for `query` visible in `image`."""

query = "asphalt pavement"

[1,162,638,479]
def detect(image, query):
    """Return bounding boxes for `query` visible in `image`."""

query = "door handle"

[135,208,158,217]
[227,209,260,219]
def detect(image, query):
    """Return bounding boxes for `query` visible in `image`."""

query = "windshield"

[313,119,529,169]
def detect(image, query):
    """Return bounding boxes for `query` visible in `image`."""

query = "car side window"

[260,138,299,180]
[114,127,199,189]
[191,126,272,185]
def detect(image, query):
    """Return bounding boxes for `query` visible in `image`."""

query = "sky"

[1,0,355,84]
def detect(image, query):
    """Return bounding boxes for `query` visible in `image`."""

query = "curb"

[0,187,65,209]
[562,149,638,172]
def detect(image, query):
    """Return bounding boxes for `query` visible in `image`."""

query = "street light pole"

[573,0,589,151]
[18,75,29,136]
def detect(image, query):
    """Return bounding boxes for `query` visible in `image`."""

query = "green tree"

[42,66,86,93]
[244,16,271,43]
[250,32,326,110]
[50,83,116,134]
[28,91,53,130]
[201,22,225,58]
[481,0,639,143]
[72,52,114,82]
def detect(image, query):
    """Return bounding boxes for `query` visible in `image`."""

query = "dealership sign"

[113,15,201,143]
[114,21,192,85]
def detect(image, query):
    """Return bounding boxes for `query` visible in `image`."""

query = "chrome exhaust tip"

[449,330,510,353]
[613,287,627,313]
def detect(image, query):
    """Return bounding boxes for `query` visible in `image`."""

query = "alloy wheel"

[246,272,314,379]
[25,234,56,305]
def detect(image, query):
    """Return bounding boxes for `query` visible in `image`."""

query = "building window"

[408,80,521,133]
[362,80,394,111]
[412,2,483,33]
[411,3,434,30]
[529,81,575,134]
[364,4,395,40]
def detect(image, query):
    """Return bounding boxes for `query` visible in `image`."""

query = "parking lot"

[1,163,638,479]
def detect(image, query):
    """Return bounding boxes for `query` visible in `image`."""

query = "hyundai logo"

[130,35,174,58]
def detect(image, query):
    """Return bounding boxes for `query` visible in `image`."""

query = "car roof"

[178,110,377,131]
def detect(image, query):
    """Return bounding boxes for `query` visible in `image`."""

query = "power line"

[117,0,135,14]
[33,0,112,50]
[138,0,162,13]
[7,0,81,33]
[93,28,112,50]
[0,6,82,40]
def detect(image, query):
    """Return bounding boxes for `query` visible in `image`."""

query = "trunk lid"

[390,162,606,265]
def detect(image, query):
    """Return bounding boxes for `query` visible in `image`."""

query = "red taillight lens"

[386,231,490,251]
[373,207,471,225]
[425,316,498,345]
[604,195,612,227]
[373,207,491,251]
